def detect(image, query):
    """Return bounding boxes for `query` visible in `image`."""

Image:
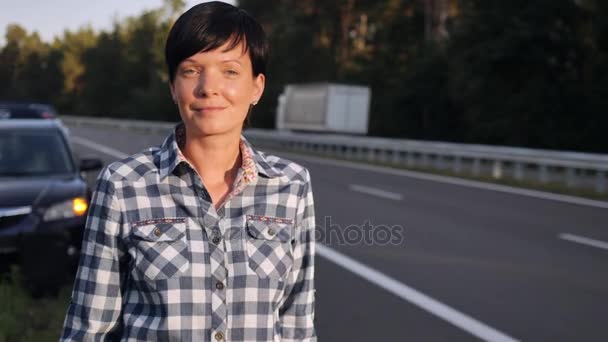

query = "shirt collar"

[158,122,283,180]
[240,136,284,179]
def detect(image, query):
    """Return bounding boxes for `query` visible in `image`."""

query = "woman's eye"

[225,69,239,76]
[182,68,197,76]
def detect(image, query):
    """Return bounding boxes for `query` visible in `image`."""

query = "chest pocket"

[130,219,190,281]
[245,216,294,280]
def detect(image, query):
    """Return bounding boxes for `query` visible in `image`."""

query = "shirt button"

[154,228,162,237]
[214,332,224,341]
[212,236,221,245]
[215,282,225,290]
[267,228,275,236]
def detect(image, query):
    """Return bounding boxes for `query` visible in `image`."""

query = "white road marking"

[73,134,520,341]
[72,136,129,159]
[316,244,520,342]
[349,184,403,201]
[269,149,608,210]
[558,233,608,251]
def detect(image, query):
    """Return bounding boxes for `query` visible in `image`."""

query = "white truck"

[276,83,370,134]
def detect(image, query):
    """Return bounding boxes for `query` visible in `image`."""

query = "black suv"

[0,119,102,296]
[0,102,58,119]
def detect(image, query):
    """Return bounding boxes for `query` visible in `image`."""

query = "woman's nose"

[196,71,221,97]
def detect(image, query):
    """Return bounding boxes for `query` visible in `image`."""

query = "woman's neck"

[181,128,242,188]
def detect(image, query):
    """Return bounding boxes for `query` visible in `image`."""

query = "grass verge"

[0,266,71,342]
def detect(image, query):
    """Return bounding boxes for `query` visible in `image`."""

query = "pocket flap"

[246,215,293,242]
[131,219,187,242]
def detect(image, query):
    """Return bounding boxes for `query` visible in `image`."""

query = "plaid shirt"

[60,123,316,341]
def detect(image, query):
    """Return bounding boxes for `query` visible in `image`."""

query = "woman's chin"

[185,120,240,137]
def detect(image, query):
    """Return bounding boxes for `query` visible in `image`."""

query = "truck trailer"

[276,83,370,135]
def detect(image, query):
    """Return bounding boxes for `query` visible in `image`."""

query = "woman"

[60,2,316,341]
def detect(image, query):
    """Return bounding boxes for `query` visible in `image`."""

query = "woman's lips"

[192,106,227,114]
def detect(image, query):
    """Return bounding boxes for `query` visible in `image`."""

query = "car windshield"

[0,129,74,177]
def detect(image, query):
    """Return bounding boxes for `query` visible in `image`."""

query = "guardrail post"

[392,150,401,164]
[435,155,445,170]
[406,152,415,167]
[514,162,524,181]
[492,160,503,179]
[472,158,480,176]
[345,146,354,159]
[356,147,364,160]
[380,150,389,163]
[566,168,576,188]
[421,153,429,168]
[367,148,375,162]
[539,164,549,184]
[387,150,394,164]
[596,171,606,193]
[453,156,462,173]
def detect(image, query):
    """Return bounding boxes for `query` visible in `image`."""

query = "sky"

[0,0,235,45]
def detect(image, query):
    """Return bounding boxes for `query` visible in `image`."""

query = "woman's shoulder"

[96,146,162,184]
[253,149,312,185]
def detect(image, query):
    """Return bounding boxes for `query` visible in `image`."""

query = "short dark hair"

[165,1,269,83]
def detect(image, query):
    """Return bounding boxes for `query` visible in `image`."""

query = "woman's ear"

[252,73,265,104]
[169,83,177,103]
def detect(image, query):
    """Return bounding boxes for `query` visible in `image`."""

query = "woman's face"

[170,40,265,138]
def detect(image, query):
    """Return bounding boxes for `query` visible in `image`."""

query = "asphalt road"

[68,124,608,342]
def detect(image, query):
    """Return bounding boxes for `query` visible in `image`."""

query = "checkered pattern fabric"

[60,123,316,341]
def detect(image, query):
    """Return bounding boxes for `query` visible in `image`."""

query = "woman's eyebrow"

[181,58,242,65]
[221,59,243,65]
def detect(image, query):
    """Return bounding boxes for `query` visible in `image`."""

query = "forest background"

[1,0,607,152]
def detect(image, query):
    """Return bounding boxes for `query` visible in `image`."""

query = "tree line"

[1,0,607,152]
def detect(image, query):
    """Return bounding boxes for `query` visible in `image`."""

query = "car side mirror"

[79,158,103,172]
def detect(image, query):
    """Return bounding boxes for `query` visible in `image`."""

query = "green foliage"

[0,266,71,342]
[445,0,590,148]
[1,0,607,151]
[0,7,176,120]
[241,0,608,152]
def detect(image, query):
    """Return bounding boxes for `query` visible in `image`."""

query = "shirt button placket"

[208,218,227,338]
[190,164,228,338]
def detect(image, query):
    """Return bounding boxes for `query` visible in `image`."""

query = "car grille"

[0,206,32,229]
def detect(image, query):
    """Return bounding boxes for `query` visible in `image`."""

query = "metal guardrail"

[61,116,608,193]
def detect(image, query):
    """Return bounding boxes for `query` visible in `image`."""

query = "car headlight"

[43,198,88,221]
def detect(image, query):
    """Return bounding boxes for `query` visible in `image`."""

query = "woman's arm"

[279,168,317,341]
[60,166,126,341]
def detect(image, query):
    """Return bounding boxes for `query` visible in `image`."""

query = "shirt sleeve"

[60,166,126,341]
[279,168,317,341]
